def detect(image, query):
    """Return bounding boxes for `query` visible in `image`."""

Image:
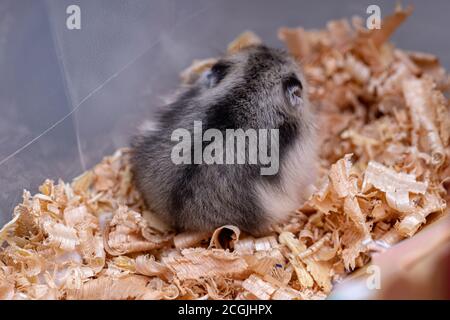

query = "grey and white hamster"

[131,45,317,236]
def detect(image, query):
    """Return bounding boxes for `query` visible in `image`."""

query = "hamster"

[131,45,317,236]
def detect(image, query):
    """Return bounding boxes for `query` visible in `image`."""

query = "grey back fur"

[131,45,316,235]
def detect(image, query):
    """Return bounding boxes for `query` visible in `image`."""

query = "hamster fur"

[131,45,317,235]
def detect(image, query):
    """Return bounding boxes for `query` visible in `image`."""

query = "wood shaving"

[402,77,446,166]
[209,225,241,249]
[0,7,449,299]
[242,274,277,300]
[163,248,248,281]
[227,31,262,54]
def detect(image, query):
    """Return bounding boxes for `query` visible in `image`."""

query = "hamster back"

[131,45,317,235]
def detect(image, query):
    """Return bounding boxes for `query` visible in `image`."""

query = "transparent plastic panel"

[1,0,449,225]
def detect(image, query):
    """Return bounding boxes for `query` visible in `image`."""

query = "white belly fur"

[256,137,317,225]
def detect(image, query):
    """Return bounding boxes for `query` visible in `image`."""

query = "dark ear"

[283,75,303,107]
[203,61,230,88]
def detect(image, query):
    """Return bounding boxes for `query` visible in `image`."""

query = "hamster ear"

[283,76,303,108]
[201,62,230,88]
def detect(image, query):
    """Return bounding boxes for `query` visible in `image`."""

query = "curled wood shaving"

[254,236,278,251]
[362,161,428,213]
[72,171,94,194]
[174,231,211,249]
[343,197,371,239]
[3,247,43,278]
[105,206,172,255]
[329,154,357,198]
[234,237,256,254]
[244,255,278,276]
[42,218,79,251]
[341,230,367,271]
[297,233,331,260]
[402,77,446,166]
[0,272,15,300]
[271,287,304,300]
[242,274,277,300]
[379,228,404,246]
[163,248,248,281]
[397,193,446,237]
[135,255,173,281]
[143,279,179,300]
[66,275,150,300]
[209,225,240,249]
[279,232,333,291]
[227,31,262,54]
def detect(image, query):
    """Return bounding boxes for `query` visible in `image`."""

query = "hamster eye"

[283,76,303,107]
[203,62,230,88]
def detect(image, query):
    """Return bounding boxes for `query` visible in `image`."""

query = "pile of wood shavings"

[1,8,449,300]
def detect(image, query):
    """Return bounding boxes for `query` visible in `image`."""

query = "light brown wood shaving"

[0,7,449,299]
[227,31,262,54]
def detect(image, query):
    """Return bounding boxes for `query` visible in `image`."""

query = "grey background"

[0,0,449,226]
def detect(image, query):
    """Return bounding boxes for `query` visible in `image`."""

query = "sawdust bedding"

[1,7,449,300]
